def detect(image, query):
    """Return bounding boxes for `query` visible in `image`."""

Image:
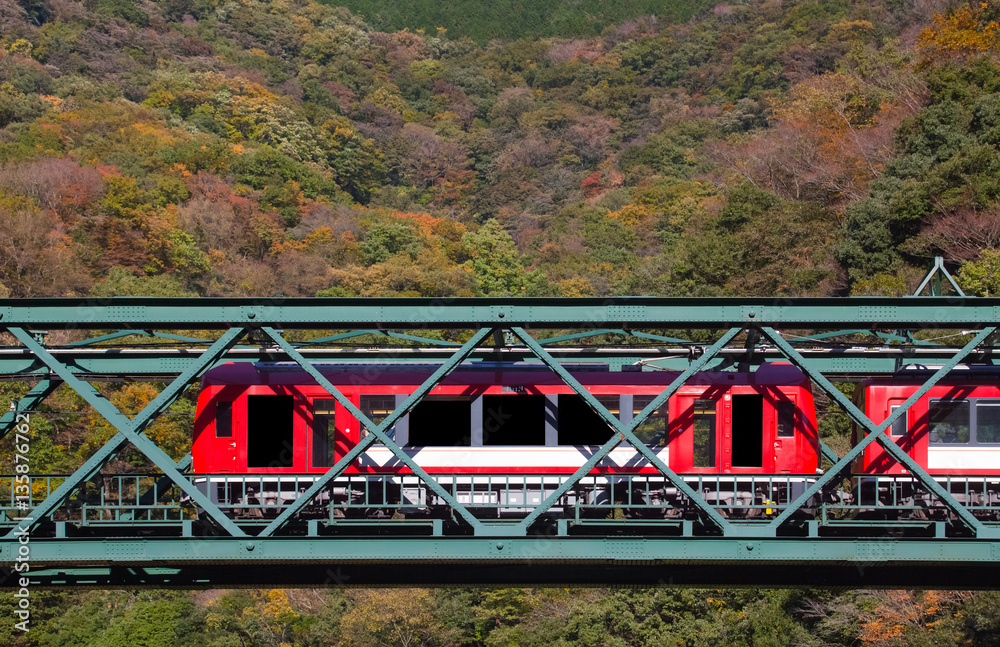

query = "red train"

[193,361,820,474]
[856,375,1000,475]
[192,361,819,517]
[190,360,1000,520]
[854,374,1000,514]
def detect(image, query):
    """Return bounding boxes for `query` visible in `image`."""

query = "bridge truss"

[2,295,1000,587]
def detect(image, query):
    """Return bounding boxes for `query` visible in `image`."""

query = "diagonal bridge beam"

[762,326,996,535]
[256,327,496,537]
[507,327,742,535]
[3,327,248,538]
[0,379,59,441]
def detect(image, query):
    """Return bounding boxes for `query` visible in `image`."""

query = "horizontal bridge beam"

[10,562,1000,589]
[5,535,1000,564]
[4,536,1000,588]
[0,347,995,380]
[0,297,999,328]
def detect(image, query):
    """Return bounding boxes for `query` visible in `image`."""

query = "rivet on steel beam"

[498,313,505,318]
[248,313,256,319]
[246,542,255,551]
[497,542,504,550]
[748,312,756,318]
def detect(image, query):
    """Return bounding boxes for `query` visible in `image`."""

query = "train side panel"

[857,380,1000,475]
[668,383,818,475]
[193,362,820,477]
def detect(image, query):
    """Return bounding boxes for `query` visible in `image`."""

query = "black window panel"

[557,395,616,445]
[483,395,545,445]
[776,400,795,438]
[408,400,472,446]
[216,401,232,438]
[312,399,336,468]
[732,394,763,468]
[247,395,295,468]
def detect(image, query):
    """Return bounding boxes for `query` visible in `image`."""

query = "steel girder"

[0,345,995,380]
[9,536,1000,588]
[0,296,998,328]
[3,327,249,539]
[508,326,739,535]
[915,257,966,297]
[2,298,1000,587]
[758,326,998,537]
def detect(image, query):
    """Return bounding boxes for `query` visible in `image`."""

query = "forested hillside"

[326,0,712,42]
[5,586,1000,646]
[3,0,1000,644]
[0,0,998,300]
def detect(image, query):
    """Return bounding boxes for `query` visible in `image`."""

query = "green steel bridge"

[4,267,1000,587]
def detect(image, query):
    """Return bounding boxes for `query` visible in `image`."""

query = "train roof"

[862,365,1000,387]
[200,361,811,388]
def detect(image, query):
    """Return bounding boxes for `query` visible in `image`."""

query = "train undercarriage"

[192,473,1000,527]
[195,473,822,522]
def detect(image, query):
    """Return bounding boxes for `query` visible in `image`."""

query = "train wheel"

[577,489,611,519]
[900,507,928,522]
[621,489,659,519]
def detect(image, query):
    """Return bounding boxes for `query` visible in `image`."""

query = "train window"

[776,401,795,438]
[312,399,336,468]
[247,395,294,468]
[360,395,396,444]
[732,394,763,468]
[557,395,617,445]
[976,402,1000,443]
[483,395,545,445]
[889,405,906,437]
[216,401,232,438]
[928,400,970,445]
[409,397,471,446]
[692,399,716,468]
[632,396,667,445]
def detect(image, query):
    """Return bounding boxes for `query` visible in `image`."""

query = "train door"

[860,391,927,475]
[245,391,298,470]
[671,394,722,472]
[209,399,237,472]
[308,394,354,471]
[672,390,773,473]
[724,391,774,472]
[883,397,922,474]
[770,393,797,473]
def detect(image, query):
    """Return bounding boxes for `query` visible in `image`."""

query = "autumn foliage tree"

[339,589,446,647]
[919,2,1000,63]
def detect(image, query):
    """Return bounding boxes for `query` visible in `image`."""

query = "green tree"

[0,84,44,129]
[958,248,1000,296]
[90,266,196,298]
[462,219,532,296]
[360,222,422,265]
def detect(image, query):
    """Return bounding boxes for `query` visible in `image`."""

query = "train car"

[192,361,819,518]
[853,374,1000,516]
